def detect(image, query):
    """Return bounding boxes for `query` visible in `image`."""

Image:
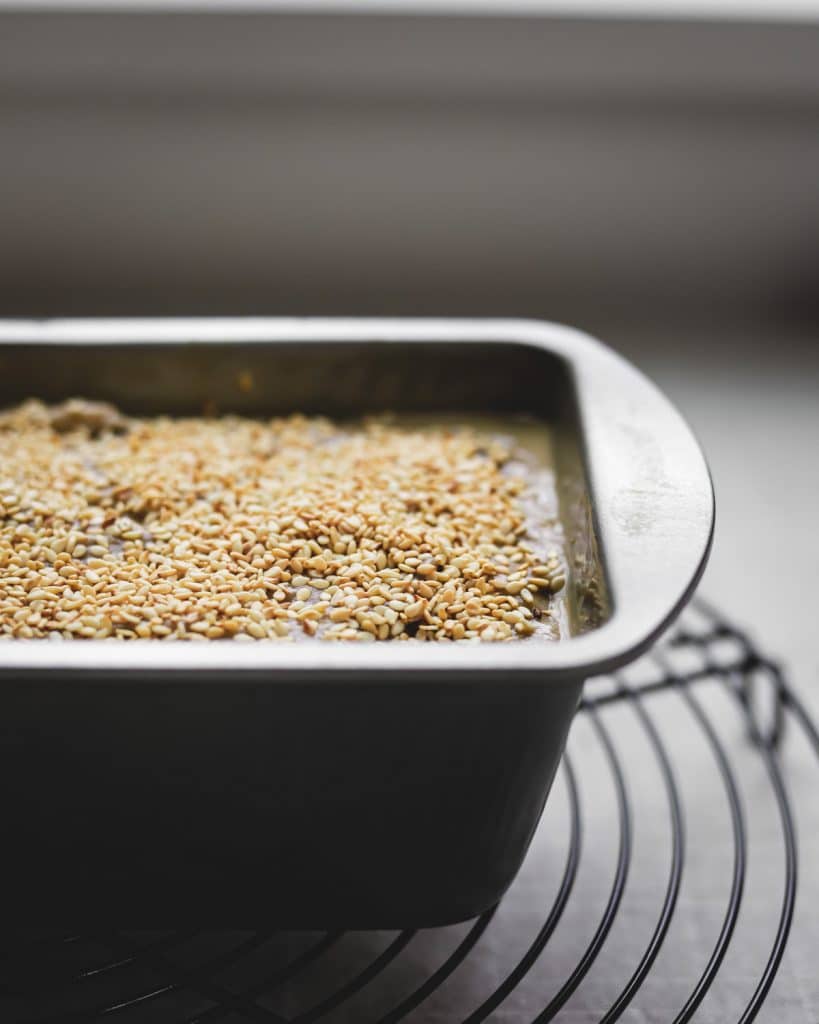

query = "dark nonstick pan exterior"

[2,676,582,927]
[0,318,713,926]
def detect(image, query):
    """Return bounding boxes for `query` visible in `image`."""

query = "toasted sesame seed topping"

[0,401,567,642]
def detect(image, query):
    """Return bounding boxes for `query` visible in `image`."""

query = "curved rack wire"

[1,598,815,1024]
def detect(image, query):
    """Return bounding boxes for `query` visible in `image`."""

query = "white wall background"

[1,10,817,329]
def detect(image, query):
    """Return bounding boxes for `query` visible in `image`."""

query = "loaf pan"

[0,318,713,927]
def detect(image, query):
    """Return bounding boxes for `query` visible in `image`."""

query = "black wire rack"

[2,598,817,1024]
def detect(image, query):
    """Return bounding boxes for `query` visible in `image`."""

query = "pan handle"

[528,321,715,674]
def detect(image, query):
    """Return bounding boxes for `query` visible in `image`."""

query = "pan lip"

[0,316,714,681]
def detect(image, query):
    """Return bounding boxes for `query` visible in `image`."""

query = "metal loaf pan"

[0,318,713,927]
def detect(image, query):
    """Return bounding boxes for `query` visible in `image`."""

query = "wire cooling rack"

[2,598,818,1024]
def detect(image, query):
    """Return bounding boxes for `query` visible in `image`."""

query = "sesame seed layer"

[0,400,566,642]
